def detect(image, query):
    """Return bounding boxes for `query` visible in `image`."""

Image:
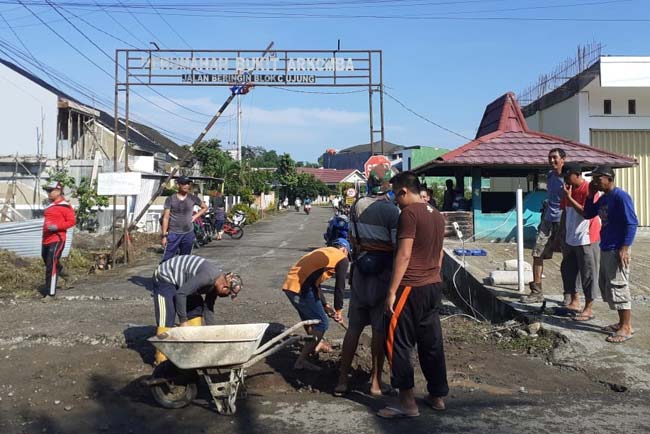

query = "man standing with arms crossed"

[379,171,448,418]
[41,181,76,299]
[161,176,207,262]
[522,148,566,303]
[335,164,399,397]
[584,165,638,343]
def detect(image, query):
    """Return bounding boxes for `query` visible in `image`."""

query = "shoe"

[520,282,544,303]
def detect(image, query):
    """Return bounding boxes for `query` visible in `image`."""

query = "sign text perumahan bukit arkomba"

[146,55,356,84]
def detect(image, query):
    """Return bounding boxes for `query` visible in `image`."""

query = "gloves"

[47,225,58,232]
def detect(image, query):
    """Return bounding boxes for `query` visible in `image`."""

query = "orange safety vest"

[283,247,346,293]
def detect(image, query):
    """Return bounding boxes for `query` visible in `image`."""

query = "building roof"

[414,92,636,175]
[96,110,168,157]
[297,167,365,184]
[337,140,403,154]
[128,120,192,161]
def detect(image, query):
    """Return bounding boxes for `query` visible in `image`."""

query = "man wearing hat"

[160,176,207,263]
[41,181,76,298]
[335,162,399,397]
[560,162,601,321]
[584,165,638,343]
[282,239,350,371]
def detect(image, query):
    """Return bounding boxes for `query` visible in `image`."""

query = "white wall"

[525,94,580,141]
[0,63,58,157]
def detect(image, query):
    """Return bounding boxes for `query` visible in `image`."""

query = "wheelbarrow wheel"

[149,362,198,409]
[151,381,198,409]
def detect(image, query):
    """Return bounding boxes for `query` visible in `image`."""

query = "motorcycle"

[304,204,312,215]
[192,214,212,248]
[221,210,246,240]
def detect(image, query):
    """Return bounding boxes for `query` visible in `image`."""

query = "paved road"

[1,207,649,434]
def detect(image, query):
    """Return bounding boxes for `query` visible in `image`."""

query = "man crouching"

[152,254,242,365]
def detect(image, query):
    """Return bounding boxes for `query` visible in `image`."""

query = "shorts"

[532,219,562,259]
[349,266,391,333]
[284,289,329,333]
[599,250,632,311]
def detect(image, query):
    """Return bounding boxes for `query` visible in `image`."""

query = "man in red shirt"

[560,163,601,321]
[42,181,76,299]
[378,171,448,419]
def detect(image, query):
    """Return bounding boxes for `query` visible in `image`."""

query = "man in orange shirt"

[282,239,349,371]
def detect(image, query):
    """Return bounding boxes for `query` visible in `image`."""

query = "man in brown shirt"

[378,171,448,419]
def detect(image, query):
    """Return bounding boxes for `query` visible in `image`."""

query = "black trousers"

[42,241,64,296]
[386,282,449,397]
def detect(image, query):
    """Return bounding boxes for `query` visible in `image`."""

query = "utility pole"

[236,93,242,161]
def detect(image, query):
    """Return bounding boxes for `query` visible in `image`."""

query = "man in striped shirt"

[152,254,242,365]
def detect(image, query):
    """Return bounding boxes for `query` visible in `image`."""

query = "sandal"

[573,314,595,322]
[602,324,637,334]
[377,406,419,419]
[424,396,446,411]
[606,333,634,344]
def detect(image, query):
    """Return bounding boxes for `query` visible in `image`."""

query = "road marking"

[279,241,288,248]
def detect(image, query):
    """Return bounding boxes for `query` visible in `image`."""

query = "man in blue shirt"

[584,165,638,344]
[522,148,565,303]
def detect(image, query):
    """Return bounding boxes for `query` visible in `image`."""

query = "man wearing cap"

[335,163,398,397]
[41,181,76,298]
[160,176,207,262]
[522,148,566,303]
[282,240,350,371]
[560,162,601,320]
[584,165,638,343]
[151,254,243,365]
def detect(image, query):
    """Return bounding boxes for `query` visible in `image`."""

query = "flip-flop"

[602,324,637,335]
[377,406,419,419]
[424,396,446,411]
[369,384,397,397]
[606,333,634,344]
[573,314,595,322]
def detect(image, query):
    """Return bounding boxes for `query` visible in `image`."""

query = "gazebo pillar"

[471,168,482,237]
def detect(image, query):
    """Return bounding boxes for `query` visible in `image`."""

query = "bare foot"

[369,383,395,397]
[314,340,333,353]
[566,303,582,312]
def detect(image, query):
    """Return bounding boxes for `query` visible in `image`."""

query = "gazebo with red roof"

[414,92,636,241]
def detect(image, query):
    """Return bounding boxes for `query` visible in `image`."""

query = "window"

[604,99,612,115]
[629,99,637,115]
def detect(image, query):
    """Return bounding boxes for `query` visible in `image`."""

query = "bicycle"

[222,220,244,239]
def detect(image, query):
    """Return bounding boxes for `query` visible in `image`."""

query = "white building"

[523,56,650,226]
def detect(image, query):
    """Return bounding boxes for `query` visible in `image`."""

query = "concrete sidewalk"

[443,239,650,391]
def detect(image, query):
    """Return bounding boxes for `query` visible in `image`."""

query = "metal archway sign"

[112,46,385,263]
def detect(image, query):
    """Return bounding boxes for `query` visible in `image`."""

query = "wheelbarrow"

[145,319,318,414]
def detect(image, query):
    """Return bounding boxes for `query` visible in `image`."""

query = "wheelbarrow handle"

[243,335,303,369]
[251,319,320,357]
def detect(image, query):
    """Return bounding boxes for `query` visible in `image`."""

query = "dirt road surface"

[1,207,648,434]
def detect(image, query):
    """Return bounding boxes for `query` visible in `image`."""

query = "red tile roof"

[296,167,364,184]
[416,92,636,172]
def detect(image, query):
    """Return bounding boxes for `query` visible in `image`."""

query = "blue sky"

[1,0,649,161]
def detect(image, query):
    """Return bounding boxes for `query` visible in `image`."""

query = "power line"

[115,0,166,47]
[0,39,196,143]
[382,88,471,141]
[145,0,190,47]
[31,0,211,124]
[92,0,148,47]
